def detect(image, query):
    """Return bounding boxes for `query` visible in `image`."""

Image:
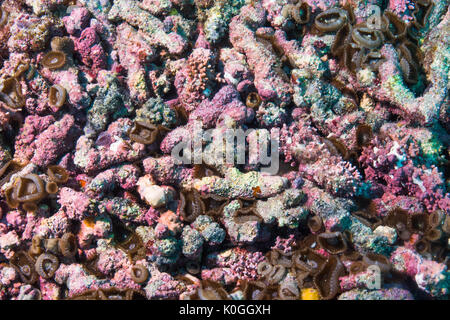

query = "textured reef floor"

[0,0,448,300]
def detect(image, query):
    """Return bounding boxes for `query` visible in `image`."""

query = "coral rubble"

[0,0,448,301]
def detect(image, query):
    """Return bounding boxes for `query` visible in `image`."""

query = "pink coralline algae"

[14,115,55,162]
[63,7,91,37]
[390,246,450,297]
[31,114,82,167]
[0,0,448,302]
[58,187,97,221]
[175,48,217,112]
[73,27,108,77]
[229,4,292,104]
[359,124,449,213]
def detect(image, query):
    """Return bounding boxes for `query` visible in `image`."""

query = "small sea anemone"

[342,43,363,73]
[413,0,434,28]
[317,231,348,255]
[15,174,46,203]
[313,256,344,300]
[443,215,450,234]
[397,41,421,85]
[331,23,352,57]
[428,211,442,229]
[0,77,25,109]
[351,210,382,230]
[246,92,262,109]
[0,160,24,186]
[186,260,201,275]
[31,235,43,251]
[384,208,409,230]
[293,251,313,273]
[299,234,318,251]
[351,26,384,49]
[51,36,74,53]
[45,181,59,194]
[118,233,145,261]
[298,269,314,288]
[242,281,274,300]
[362,252,390,273]
[59,232,77,257]
[425,228,442,242]
[360,50,385,71]
[278,279,300,300]
[48,85,67,109]
[257,260,273,277]
[0,7,8,27]
[233,200,263,224]
[267,249,293,268]
[82,254,105,279]
[192,164,222,179]
[28,244,42,257]
[197,280,231,300]
[307,215,323,233]
[118,233,141,254]
[5,186,19,209]
[10,251,38,284]
[397,41,423,63]
[29,235,43,257]
[399,56,419,85]
[176,273,200,287]
[98,288,146,300]
[43,238,60,255]
[200,193,229,218]
[128,121,160,145]
[265,264,286,285]
[130,264,149,284]
[41,51,66,70]
[173,104,189,125]
[299,249,327,275]
[47,165,69,183]
[381,11,407,42]
[349,261,368,274]
[23,202,38,213]
[342,3,356,24]
[35,253,59,279]
[314,8,348,33]
[414,239,430,254]
[179,189,205,223]
[13,62,30,79]
[408,213,429,234]
[355,124,373,148]
[290,1,310,25]
[68,289,102,300]
[323,137,350,160]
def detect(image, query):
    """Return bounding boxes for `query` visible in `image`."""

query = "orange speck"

[83,217,95,228]
[252,186,261,197]
[79,180,87,188]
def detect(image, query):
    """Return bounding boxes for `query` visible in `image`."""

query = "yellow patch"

[83,217,95,228]
[301,288,320,300]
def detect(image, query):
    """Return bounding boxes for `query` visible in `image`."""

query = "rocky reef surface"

[0,0,448,300]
